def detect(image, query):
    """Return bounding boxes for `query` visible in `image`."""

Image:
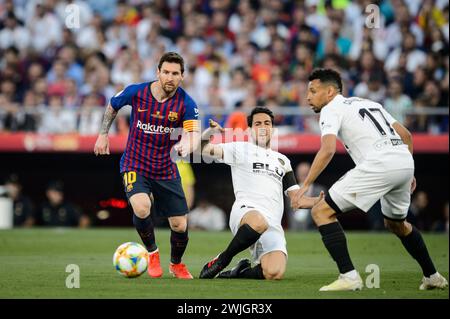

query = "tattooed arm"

[94,104,118,156]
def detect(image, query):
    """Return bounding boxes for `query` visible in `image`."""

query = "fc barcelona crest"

[168,111,178,122]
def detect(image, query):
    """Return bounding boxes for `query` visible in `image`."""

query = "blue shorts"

[121,171,188,217]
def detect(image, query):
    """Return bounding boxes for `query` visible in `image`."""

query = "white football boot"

[419,272,448,290]
[320,272,364,292]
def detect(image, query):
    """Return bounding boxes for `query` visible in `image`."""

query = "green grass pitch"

[0,228,448,299]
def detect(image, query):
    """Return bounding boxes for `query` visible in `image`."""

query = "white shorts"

[327,167,414,220]
[229,201,287,264]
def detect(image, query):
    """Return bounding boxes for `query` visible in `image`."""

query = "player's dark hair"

[158,52,185,74]
[308,68,343,93]
[247,107,274,127]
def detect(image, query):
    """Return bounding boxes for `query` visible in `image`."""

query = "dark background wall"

[0,152,448,229]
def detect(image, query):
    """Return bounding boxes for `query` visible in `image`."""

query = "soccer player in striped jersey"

[94,52,200,279]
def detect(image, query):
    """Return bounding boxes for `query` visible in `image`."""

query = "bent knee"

[242,212,268,233]
[263,267,284,280]
[384,219,411,236]
[311,204,327,224]
[169,218,187,232]
[132,202,151,218]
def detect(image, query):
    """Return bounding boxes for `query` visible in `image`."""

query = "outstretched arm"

[175,130,202,157]
[289,190,325,209]
[302,134,336,189]
[291,134,336,207]
[201,119,225,160]
[94,104,118,156]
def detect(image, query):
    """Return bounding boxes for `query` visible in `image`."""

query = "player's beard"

[310,102,324,113]
[163,82,177,95]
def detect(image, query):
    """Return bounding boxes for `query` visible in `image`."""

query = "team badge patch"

[278,158,285,166]
[126,184,133,192]
[151,111,164,119]
[168,111,178,122]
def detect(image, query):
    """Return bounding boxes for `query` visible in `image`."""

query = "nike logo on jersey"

[137,108,148,112]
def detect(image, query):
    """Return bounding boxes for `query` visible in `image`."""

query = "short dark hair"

[158,52,185,74]
[247,107,274,127]
[308,68,343,93]
[47,180,64,192]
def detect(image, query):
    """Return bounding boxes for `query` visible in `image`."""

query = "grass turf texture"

[0,228,448,299]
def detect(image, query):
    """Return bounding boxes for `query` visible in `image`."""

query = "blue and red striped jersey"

[110,81,199,180]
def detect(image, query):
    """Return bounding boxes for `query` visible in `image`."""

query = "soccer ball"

[113,242,148,278]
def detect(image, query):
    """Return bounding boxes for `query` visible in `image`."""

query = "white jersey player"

[294,68,448,291]
[199,108,322,280]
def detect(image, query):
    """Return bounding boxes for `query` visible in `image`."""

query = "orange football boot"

[169,262,194,279]
[147,249,163,278]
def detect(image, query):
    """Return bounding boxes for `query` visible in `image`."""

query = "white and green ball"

[113,242,148,278]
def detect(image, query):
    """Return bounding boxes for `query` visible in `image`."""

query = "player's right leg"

[122,171,162,278]
[311,198,363,291]
[199,210,268,279]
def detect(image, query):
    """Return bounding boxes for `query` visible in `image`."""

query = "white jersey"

[217,142,297,225]
[320,94,414,172]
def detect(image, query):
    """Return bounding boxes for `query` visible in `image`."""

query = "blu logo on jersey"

[253,163,284,177]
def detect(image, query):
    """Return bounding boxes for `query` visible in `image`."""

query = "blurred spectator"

[77,92,104,135]
[385,31,427,73]
[3,174,34,227]
[26,3,62,53]
[224,110,248,131]
[36,181,89,227]
[0,0,448,134]
[0,12,30,51]
[384,77,413,125]
[38,95,77,134]
[431,201,449,232]
[188,196,226,231]
[63,78,81,108]
[353,71,386,103]
[288,162,326,231]
[57,45,84,87]
[408,190,432,231]
[220,67,248,110]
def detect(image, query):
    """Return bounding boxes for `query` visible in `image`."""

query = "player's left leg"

[381,170,448,290]
[218,251,286,280]
[167,214,193,279]
[151,179,193,279]
[199,210,268,279]
[384,219,447,289]
[218,225,287,280]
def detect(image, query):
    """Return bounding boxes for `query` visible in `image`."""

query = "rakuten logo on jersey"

[137,120,176,134]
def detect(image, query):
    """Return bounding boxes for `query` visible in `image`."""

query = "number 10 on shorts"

[123,171,136,192]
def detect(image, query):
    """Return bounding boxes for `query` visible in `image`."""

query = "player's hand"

[410,176,417,194]
[290,185,310,208]
[208,119,225,133]
[315,191,325,205]
[94,134,110,156]
[174,143,188,157]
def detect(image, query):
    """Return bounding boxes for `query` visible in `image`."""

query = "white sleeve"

[284,156,293,173]
[216,142,238,165]
[379,106,398,125]
[319,106,343,136]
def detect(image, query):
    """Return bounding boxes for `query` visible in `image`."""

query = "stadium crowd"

[0,0,448,134]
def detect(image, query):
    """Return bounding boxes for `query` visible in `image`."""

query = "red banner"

[0,133,447,154]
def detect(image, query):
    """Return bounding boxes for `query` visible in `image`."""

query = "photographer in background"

[2,174,35,227]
